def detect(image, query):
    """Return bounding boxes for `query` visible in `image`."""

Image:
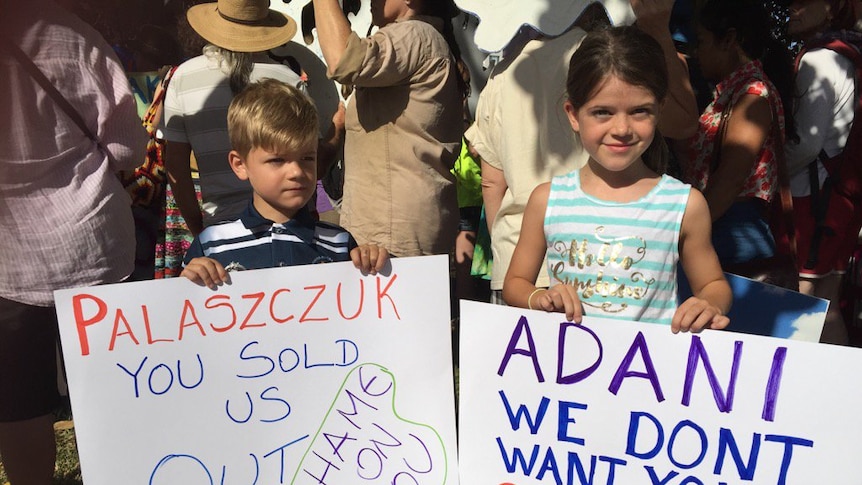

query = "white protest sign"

[458,300,862,484]
[54,255,457,484]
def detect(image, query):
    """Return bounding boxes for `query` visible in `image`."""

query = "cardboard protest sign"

[458,300,862,484]
[680,273,828,342]
[54,256,458,484]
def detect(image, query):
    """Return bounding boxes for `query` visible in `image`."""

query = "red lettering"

[178,300,207,340]
[337,280,364,320]
[205,294,237,332]
[269,288,294,324]
[142,305,173,344]
[300,285,328,323]
[72,293,107,356]
[239,292,266,329]
[376,274,400,320]
[108,309,140,351]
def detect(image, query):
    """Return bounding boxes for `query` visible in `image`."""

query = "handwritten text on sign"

[54,256,457,485]
[457,301,862,484]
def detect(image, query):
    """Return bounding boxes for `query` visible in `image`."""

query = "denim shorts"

[711,199,776,266]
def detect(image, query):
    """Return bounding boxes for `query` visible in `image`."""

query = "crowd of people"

[2,0,862,481]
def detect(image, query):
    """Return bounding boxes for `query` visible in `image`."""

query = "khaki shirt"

[331,17,461,257]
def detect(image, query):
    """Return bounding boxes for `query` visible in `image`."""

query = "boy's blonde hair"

[227,78,319,157]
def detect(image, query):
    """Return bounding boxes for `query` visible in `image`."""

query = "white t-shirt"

[162,53,303,225]
[785,47,856,196]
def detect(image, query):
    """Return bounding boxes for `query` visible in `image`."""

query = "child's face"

[229,141,318,223]
[565,75,659,175]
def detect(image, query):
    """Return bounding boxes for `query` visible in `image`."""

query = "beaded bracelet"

[527,288,545,310]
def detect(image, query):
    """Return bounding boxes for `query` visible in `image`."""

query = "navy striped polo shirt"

[183,203,357,271]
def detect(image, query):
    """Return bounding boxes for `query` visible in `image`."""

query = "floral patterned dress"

[686,59,785,203]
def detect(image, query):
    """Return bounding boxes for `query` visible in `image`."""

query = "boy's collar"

[239,201,316,234]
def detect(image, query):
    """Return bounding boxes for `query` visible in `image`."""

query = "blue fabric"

[184,202,357,271]
[711,199,775,266]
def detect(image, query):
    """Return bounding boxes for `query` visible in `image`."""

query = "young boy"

[181,79,387,288]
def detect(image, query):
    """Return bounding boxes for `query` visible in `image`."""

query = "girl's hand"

[181,257,229,290]
[350,244,389,275]
[531,286,584,323]
[672,296,730,333]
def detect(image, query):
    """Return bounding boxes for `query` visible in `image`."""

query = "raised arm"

[632,0,698,139]
[312,0,354,74]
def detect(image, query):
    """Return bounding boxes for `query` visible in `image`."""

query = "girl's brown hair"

[566,26,669,173]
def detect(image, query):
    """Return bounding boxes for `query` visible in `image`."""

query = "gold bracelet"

[527,288,545,310]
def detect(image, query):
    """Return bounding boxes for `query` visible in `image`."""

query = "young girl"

[503,26,731,333]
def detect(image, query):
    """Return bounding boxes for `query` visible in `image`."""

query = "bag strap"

[710,103,732,174]
[0,35,117,165]
[771,117,798,258]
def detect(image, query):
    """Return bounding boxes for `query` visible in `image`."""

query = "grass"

[0,420,83,485]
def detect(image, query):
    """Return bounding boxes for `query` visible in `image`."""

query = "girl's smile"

[565,75,660,175]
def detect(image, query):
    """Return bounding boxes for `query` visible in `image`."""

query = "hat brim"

[187,3,298,53]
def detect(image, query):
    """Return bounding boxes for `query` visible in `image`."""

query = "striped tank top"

[544,170,691,325]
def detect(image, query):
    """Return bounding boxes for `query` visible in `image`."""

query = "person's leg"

[0,297,61,484]
[801,274,849,345]
[0,415,55,485]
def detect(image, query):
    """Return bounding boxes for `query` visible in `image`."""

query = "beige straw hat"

[187,0,297,53]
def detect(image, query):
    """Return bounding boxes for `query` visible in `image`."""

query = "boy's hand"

[532,286,584,323]
[181,257,230,290]
[350,244,388,275]
[672,296,730,333]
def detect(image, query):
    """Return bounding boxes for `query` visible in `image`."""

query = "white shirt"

[465,27,590,290]
[785,47,856,196]
[161,52,303,226]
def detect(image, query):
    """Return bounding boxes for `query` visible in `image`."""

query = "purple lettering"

[557,322,603,385]
[682,336,742,413]
[608,331,665,402]
[498,316,545,382]
[762,347,788,422]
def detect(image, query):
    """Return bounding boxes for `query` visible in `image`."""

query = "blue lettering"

[496,438,540,475]
[667,420,707,469]
[236,341,275,378]
[558,400,588,445]
[713,428,761,479]
[117,357,147,398]
[626,412,664,460]
[499,389,549,434]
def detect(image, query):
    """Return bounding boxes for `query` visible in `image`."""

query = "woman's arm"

[312,0,354,74]
[703,93,772,221]
[676,189,732,332]
[632,0,698,139]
